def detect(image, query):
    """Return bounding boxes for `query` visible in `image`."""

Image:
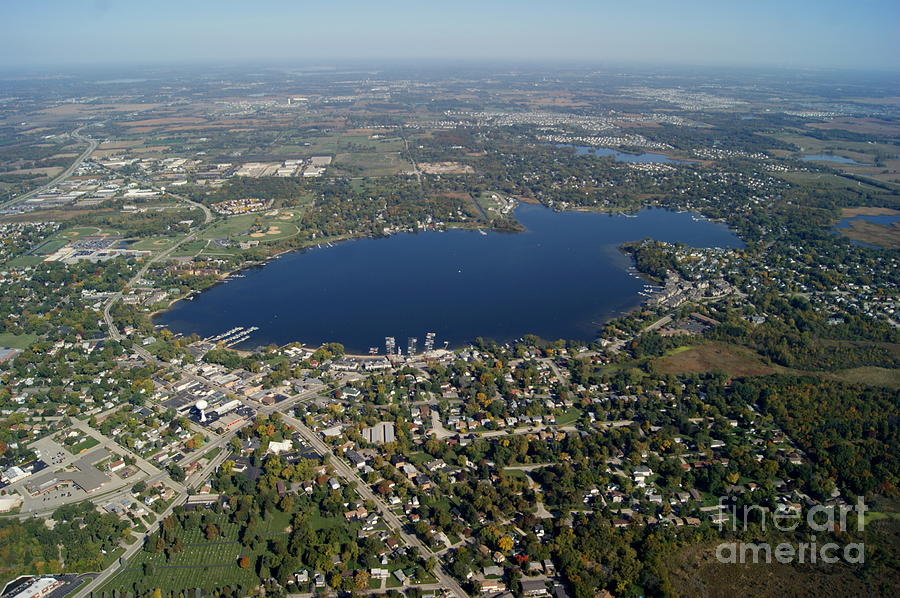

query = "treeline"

[740,375,900,496]
[0,502,127,584]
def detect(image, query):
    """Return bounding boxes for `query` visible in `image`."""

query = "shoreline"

[149,205,740,353]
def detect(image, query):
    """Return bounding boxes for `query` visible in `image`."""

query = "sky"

[2,0,898,71]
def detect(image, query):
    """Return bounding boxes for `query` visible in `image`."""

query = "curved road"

[0,126,99,210]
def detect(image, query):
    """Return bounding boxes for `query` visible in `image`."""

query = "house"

[345,449,365,468]
[481,580,507,593]
[521,579,549,596]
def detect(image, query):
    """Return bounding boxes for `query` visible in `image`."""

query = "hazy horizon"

[3,0,899,72]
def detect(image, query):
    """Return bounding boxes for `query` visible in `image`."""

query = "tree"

[205,522,219,540]
[238,556,251,568]
[354,570,370,590]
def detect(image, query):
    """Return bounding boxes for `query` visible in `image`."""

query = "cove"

[155,205,743,353]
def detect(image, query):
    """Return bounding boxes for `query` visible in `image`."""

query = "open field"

[806,117,900,136]
[827,366,900,389]
[333,151,412,176]
[0,333,39,349]
[297,134,404,155]
[840,206,900,218]
[129,237,180,252]
[775,171,887,194]
[652,342,776,377]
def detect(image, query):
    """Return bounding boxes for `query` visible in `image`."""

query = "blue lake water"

[558,144,690,164]
[802,153,867,165]
[155,205,743,352]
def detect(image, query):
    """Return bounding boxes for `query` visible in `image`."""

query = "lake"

[155,205,743,353]
[802,153,868,165]
[559,144,690,164]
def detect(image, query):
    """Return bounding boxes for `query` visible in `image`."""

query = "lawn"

[555,407,583,426]
[129,237,180,252]
[0,333,39,349]
[70,437,101,453]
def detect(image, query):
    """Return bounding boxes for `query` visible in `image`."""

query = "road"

[279,411,468,598]
[70,486,184,598]
[0,126,99,210]
[102,194,214,343]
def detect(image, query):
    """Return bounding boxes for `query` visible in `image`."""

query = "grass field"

[775,171,886,193]
[827,366,900,389]
[200,210,305,245]
[129,237,180,252]
[0,333,39,349]
[300,134,405,155]
[333,151,412,176]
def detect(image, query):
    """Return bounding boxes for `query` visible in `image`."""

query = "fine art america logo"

[715,496,867,564]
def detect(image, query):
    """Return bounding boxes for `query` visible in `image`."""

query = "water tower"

[195,399,209,422]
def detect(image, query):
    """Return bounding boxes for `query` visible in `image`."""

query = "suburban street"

[279,411,468,598]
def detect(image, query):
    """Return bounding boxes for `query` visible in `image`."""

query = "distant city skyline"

[2,0,898,71]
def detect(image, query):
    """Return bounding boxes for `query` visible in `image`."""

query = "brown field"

[0,208,116,223]
[840,206,900,218]
[35,103,164,118]
[419,161,474,174]
[667,520,900,598]
[5,166,62,177]
[123,116,208,127]
[342,128,388,136]
[132,145,172,154]
[92,149,128,159]
[838,220,900,248]
[433,191,471,201]
[99,141,141,149]
[653,342,775,377]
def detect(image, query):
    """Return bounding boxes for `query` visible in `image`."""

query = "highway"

[0,126,99,210]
